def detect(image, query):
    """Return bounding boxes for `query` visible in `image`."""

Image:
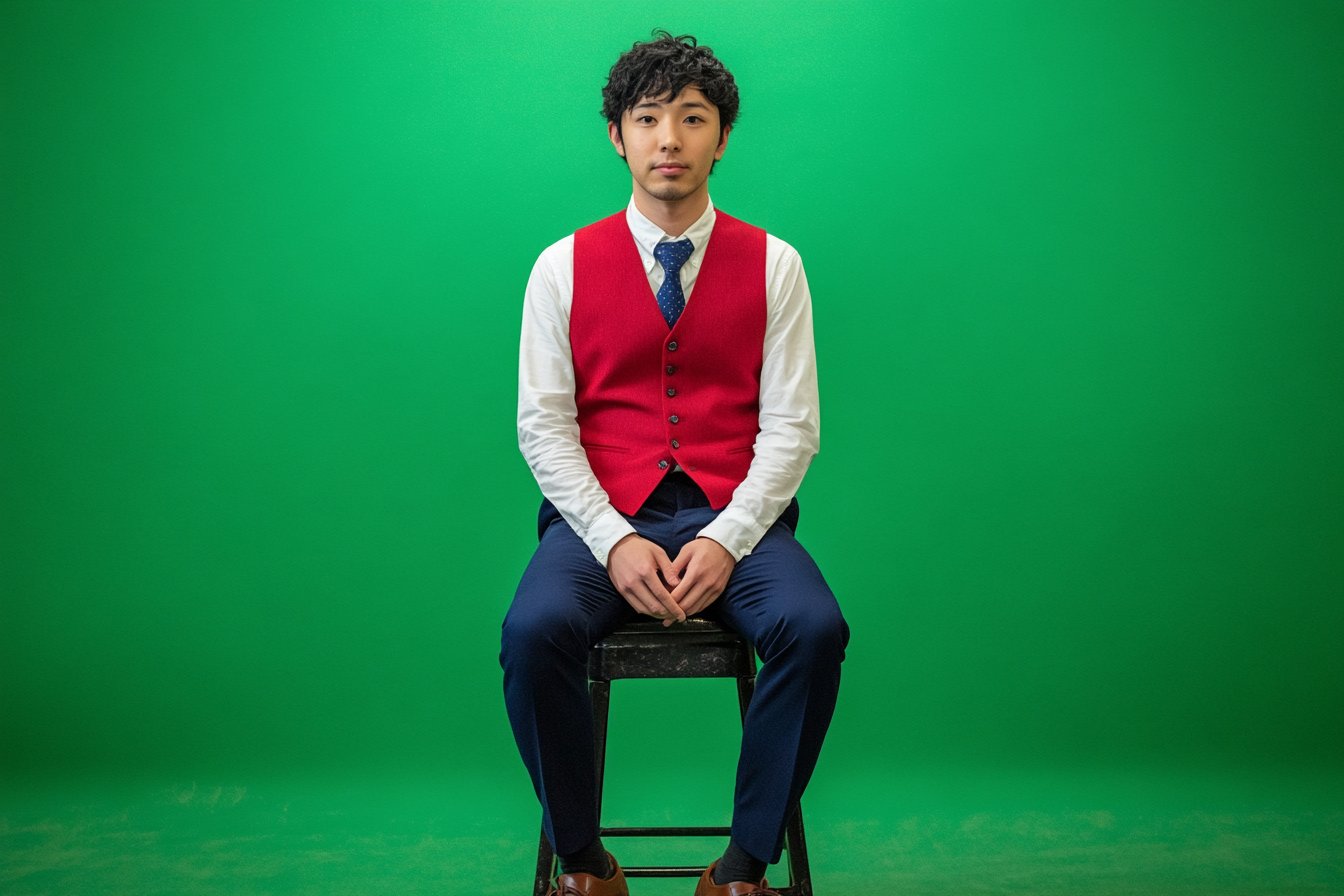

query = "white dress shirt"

[518,197,820,567]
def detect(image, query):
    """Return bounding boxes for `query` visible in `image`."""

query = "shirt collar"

[625,196,717,271]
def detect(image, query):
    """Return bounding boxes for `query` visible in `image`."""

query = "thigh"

[503,511,637,661]
[713,523,848,664]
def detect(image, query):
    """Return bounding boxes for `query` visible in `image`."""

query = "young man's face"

[609,85,730,205]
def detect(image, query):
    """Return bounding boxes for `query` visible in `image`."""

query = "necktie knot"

[654,238,693,272]
[653,238,693,328]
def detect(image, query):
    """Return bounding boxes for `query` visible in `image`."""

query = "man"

[501,31,848,896]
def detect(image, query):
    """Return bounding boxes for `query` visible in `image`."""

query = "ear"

[608,120,626,158]
[714,125,732,161]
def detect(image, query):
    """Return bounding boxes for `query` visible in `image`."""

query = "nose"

[658,120,681,153]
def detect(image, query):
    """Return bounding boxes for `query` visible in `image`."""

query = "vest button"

[671,440,680,449]
[669,415,679,424]
[658,460,669,470]
[666,388,676,397]
[667,341,678,351]
[666,365,676,375]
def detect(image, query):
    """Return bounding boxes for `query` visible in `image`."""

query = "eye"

[637,115,655,124]
[685,116,703,124]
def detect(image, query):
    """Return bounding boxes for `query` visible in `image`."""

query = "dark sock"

[558,836,611,879]
[713,838,767,885]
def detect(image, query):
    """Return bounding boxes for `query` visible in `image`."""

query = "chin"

[645,182,696,202]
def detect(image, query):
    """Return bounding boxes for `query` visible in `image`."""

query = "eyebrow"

[632,99,712,111]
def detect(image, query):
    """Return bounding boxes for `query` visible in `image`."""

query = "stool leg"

[590,679,612,823]
[784,806,813,895]
[533,825,555,896]
[737,672,815,895]
[736,675,755,722]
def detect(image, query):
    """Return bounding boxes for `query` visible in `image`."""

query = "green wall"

[2,0,1341,786]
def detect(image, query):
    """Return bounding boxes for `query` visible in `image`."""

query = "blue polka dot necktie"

[653,238,694,328]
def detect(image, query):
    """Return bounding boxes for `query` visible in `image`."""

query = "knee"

[801,600,849,661]
[770,597,849,666]
[500,600,582,673]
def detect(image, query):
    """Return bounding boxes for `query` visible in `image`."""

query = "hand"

[607,534,687,626]
[669,537,736,618]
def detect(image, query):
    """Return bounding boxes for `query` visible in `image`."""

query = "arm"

[518,239,686,623]
[670,237,820,614]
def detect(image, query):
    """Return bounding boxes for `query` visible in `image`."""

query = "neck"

[630,181,709,236]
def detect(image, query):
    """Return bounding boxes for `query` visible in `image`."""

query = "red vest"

[571,210,767,515]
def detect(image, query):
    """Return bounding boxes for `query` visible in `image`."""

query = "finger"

[655,547,681,587]
[644,572,686,623]
[679,579,710,613]
[668,568,693,604]
[682,570,728,612]
[656,590,686,623]
[642,583,679,620]
[683,583,724,618]
[625,581,668,618]
[669,552,707,604]
[626,577,677,620]
[625,592,662,618]
[672,567,707,608]
[669,543,694,578]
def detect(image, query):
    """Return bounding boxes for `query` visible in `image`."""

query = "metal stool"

[532,617,813,895]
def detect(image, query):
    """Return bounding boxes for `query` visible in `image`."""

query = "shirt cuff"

[696,510,768,563]
[584,508,638,569]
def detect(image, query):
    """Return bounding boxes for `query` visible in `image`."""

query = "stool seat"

[532,617,814,895]
[587,617,757,681]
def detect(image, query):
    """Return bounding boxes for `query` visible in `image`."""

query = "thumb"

[657,546,682,586]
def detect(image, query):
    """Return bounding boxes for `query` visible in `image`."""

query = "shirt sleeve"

[696,236,821,561]
[517,236,636,568]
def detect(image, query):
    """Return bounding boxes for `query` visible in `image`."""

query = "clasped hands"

[607,534,735,626]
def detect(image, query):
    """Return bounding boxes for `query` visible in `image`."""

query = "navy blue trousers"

[500,472,848,864]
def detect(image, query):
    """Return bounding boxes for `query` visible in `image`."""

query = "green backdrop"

[2,1,1342,889]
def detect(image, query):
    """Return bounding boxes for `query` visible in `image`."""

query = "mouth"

[652,161,690,176]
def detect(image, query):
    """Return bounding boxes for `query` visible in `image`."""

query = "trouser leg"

[714,521,849,864]
[499,509,635,856]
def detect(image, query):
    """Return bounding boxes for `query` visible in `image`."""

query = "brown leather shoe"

[546,851,629,896]
[692,860,781,896]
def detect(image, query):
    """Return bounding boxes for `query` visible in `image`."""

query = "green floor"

[3,768,1340,895]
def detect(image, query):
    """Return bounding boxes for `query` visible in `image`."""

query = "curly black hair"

[602,31,739,138]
